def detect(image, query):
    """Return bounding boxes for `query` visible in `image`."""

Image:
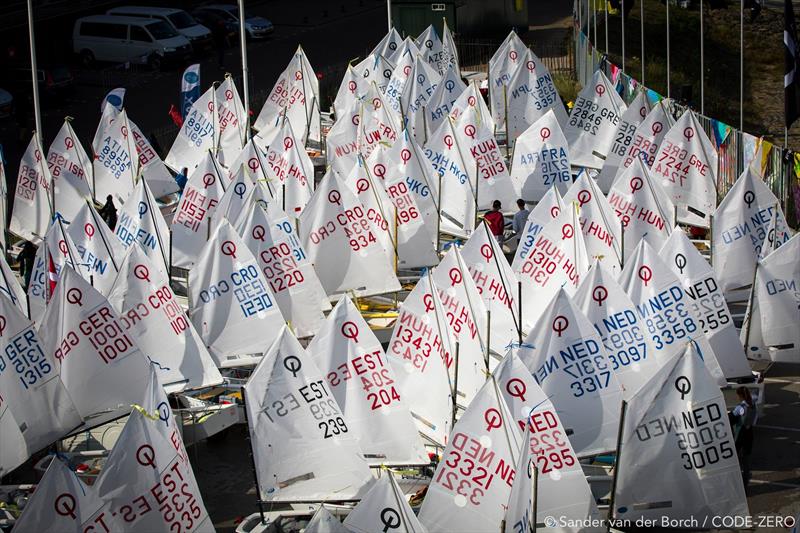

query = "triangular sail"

[613,343,749,524]
[47,120,93,221]
[67,202,125,295]
[165,85,219,173]
[510,109,572,202]
[596,91,651,192]
[216,75,247,166]
[619,239,727,386]
[244,327,372,501]
[660,228,752,378]
[92,109,137,204]
[10,134,51,242]
[188,220,285,367]
[488,30,527,129]
[426,62,466,137]
[307,298,428,465]
[511,185,564,270]
[402,54,441,143]
[344,472,427,533]
[113,177,171,274]
[517,288,624,456]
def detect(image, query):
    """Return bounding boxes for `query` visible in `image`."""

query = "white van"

[106,7,212,52]
[73,15,192,69]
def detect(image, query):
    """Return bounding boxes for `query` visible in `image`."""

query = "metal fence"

[455,38,575,76]
[573,21,797,225]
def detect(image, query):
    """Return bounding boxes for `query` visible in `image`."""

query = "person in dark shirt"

[484,200,505,243]
[17,240,37,289]
[99,195,118,231]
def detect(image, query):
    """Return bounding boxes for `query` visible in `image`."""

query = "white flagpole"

[26,0,43,146]
[621,0,626,72]
[387,0,392,31]
[667,0,671,98]
[605,2,609,53]
[700,0,705,115]
[593,0,597,46]
[238,0,251,139]
[641,0,645,85]
[740,0,744,130]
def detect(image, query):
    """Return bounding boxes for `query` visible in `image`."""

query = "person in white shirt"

[511,199,529,251]
[730,386,757,487]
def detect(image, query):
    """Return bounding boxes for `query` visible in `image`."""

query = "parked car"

[190,7,237,41]
[73,15,192,69]
[106,7,213,53]
[7,64,74,99]
[193,4,273,39]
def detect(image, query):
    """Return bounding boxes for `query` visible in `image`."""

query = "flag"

[785,0,800,127]
[47,252,57,302]
[180,63,201,119]
[100,87,125,113]
[168,104,183,128]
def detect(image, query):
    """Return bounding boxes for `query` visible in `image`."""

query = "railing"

[456,38,575,76]
[573,19,796,225]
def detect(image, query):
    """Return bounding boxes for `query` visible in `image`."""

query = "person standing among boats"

[511,198,529,250]
[730,387,757,488]
[484,199,505,243]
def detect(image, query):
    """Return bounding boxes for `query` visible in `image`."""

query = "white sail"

[595,91,651,192]
[563,172,622,274]
[517,288,623,456]
[27,220,84,324]
[129,120,180,200]
[454,100,521,210]
[93,366,214,532]
[417,24,445,74]
[424,118,476,238]
[107,246,223,392]
[419,378,520,532]
[494,352,602,531]
[326,104,361,174]
[0,293,81,476]
[402,54,442,143]
[334,65,368,117]
[384,49,415,120]
[651,108,717,227]
[254,46,321,143]
[263,118,315,216]
[608,157,675,263]
[613,343,749,524]
[358,84,400,160]
[383,130,438,224]
[0,252,27,316]
[371,28,403,63]
[298,170,400,298]
[344,472,427,533]
[240,202,329,338]
[10,455,107,532]
[450,83,495,134]
[171,151,227,269]
[230,137,276,196]
[660,228,752,378]
[244,326,372,501]
[506,48,570,142]
[712,166,792,292]
[39,266,151,420]
[216,75,247,166]
[211,165,255,230]
[426,62,466,137]
[564,70,627,169]
[92,100,120,156]
[441,19,460,78]
[374,146,439,268]
[341,155,395,255]
[308,298,427,465]
[511,185,564,269]
[305,506,350,533]
[515,202,590,331]
[10,134,51,242]
[165,86,219,173]
[746,233,800,362]
[628,99,673,170]
[93,109,137,204]
[114,177,171,274]
[188,220,285,367]
[488,30,527,129]
[510,109,572,202]
[67,202,125,295]
[431,246,488,408]
[619,239,727,386]
[47,120,93,221]
[353,53,395,95]
[574,262,662,399]
[386,272,455,445]
[461,224,520,354]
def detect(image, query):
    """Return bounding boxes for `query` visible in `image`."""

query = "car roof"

[202,5,237,11]
[107,6,187,16]
[77,15,156,25]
